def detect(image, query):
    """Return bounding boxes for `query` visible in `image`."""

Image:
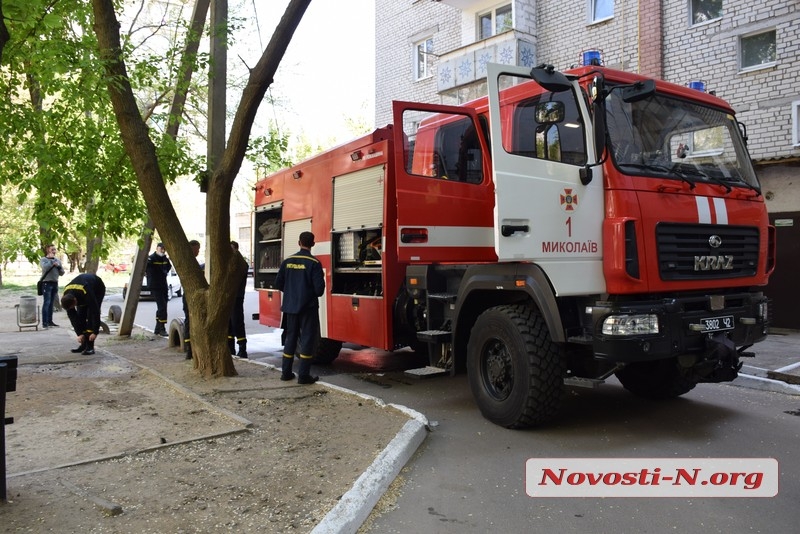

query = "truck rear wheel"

[615,358,697,399]
[313,338,343,365]
[467,304,563,428]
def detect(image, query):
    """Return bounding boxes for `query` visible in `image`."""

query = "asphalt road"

[321,371,800,533]
[105,283,269,337]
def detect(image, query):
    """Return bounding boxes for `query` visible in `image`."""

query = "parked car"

[123,269,182,301]
[104,262,128,273]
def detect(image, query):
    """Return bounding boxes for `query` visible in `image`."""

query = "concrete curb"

[730,373,800,396]
[311,418,428,534]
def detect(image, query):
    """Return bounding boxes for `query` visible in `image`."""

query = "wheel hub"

[483,340,513,400]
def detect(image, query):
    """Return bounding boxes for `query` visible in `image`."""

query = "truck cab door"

[392,101,496,263]
[486,63,605,296]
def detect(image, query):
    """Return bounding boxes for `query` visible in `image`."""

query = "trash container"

[16,295,39,331]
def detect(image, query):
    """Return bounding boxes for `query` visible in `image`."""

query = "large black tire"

[615,358,697,399]
[467,304,564,429]
[313,338,343,365]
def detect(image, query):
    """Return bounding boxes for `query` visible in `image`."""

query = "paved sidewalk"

[734,329,800,395]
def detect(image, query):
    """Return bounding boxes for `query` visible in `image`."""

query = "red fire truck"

[253,63,774,428]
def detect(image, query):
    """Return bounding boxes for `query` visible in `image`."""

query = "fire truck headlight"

[602,314,659,336]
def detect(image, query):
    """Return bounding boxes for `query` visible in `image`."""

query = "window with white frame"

[478,4,513,40]
[792,101,800,147]
[589,0,613,23]
[414,37,434,81]
[740,30,776,71]
[690,0,722,25]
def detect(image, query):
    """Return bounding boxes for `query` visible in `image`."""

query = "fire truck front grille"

[656,223,760,280]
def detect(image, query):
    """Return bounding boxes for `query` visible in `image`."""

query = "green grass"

[0,271,127,294]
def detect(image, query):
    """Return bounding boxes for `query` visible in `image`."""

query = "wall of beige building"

[374,1,461,129]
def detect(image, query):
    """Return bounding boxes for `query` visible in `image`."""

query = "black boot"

[237,340,248,359]
[71,344,86,354]
[227,337,236,355]
[280,355,295,381]
[185,342,192,360]
[297,355,318,384]
[82,340,95,355]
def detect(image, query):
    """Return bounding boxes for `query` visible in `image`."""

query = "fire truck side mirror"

[580,166,593,186]
[529,64,572,93]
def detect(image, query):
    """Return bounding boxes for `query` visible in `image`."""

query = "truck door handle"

[501,224,529,237]
[401,229,428,243]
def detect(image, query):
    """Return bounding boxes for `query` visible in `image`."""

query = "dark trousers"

[228,295,247,350]
[182,294,191,352]
[154,288,168,332]
[281,309,319,377]
[41,281,59,325]
[74,285,105,350]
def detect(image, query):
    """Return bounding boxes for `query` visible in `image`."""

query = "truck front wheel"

[467,304,564,428]
[313,338,343,365]
[615,358,697,399]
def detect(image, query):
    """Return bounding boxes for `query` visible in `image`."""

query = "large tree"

[0,0,198,269]
[91,0,312,377]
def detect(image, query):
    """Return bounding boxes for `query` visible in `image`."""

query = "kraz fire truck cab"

[253,62,774,429]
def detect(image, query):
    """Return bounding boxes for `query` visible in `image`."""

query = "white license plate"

[699,315,734,332]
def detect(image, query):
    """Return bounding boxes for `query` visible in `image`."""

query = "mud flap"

[701,334,741,383]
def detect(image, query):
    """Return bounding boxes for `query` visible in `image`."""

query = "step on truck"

[253,61,774,428]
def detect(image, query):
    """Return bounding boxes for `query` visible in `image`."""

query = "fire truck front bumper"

[590,291,770,369]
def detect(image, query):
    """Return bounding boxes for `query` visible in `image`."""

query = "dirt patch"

[0,290,413,532]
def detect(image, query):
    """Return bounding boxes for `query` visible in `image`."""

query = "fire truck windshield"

[604,90,761,192]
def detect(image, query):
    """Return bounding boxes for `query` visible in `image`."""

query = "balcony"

[436,30,536,93]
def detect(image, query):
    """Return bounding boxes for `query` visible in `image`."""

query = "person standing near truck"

[40,244,65,328]
[274,231,325,384]
[228,241,249,358]
[147,242,171,337]
[61,273,106,355]
[183,239,203,360]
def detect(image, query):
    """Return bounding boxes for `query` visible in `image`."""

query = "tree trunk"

[91,0,312,378]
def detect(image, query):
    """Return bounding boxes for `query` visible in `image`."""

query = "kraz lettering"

[693,255,734,271]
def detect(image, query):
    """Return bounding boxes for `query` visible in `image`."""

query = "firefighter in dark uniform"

[228,241,249,358]
[147,242,172,336]
[274,231,325,384]
[61,273,106,355]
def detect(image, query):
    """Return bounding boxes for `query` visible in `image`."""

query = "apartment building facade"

[374,0,800,328]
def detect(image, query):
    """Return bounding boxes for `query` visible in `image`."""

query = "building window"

[478,4,513,40]
[740,30,776,71]
[414,37,434,81]
[690,0,722,25]
[590,0,613,23]
[792,101,800,147]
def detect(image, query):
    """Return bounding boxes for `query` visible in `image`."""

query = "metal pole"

[1,362,8,502]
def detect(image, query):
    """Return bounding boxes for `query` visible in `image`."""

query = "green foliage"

[0,0,202,268]
[0,185,39,265]
[245,123,293,176]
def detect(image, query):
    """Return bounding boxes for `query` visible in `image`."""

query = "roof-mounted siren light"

[687,80,707,92]
[581,49,604,66]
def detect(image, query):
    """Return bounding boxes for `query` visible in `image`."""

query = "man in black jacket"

[147,242,172,336]
[61,273,106,355]
[274,231,325,384]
